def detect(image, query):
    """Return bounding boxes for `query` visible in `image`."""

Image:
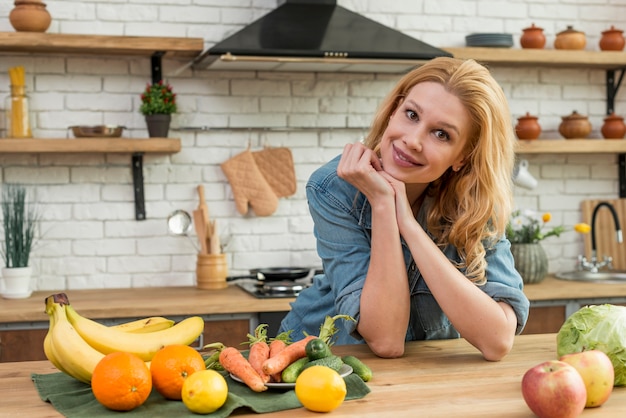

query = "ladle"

[167,210,199,251]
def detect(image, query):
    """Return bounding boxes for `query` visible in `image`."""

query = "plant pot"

[144,114,171,138]
[510,243,548,285]
[1,266,33,299]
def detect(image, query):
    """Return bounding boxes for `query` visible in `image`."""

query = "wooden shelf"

[0,138,181,153]
[443,47,626,69]
[516,139,626,154]
[0,32,204,58]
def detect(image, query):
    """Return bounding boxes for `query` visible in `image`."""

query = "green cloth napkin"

[31,371,370,417]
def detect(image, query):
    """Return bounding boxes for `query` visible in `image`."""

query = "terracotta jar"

[599,26,625,51]
[601,113,626,139]
[520,23,546,49]
[515,112,542,140]
[559,111,592,139]
[9,0,51,33]
[554,26,586,50]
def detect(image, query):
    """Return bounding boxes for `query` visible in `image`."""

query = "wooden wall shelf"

[516,139,626,154]
[0,138,181,153]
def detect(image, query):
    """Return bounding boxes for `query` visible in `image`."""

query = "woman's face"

[379,81,471,186]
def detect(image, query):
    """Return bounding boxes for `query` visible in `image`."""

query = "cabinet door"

[0,329,47,362]
[522,306,566,334]
[201,319,249,349]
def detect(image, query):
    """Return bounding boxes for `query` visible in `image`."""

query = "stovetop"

[236,272,316,299]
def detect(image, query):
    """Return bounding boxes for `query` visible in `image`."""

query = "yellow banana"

[111,316,175,333]
[44,294,104,384]
[43,301,69,375]
[65,304,204,362]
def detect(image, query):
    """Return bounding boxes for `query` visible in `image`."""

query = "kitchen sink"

[555,270,626,283]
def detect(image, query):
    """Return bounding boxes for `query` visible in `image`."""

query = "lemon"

[295,365,347,412]
[181,369,228,414]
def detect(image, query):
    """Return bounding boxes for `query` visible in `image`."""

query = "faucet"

[578,201,623,273]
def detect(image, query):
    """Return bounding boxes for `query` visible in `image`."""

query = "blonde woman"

[279,57,529,361]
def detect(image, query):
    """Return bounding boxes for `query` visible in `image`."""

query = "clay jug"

[9,0,51,32]
[515,113,542,140]
[559,111,592,139]
[554,26,586,50]
[601,113,626,139]
[599,26,625,51]
[520,23,546,49]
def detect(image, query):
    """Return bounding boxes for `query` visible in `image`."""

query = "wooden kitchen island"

[2,275,626,361]
[1,333,625,417]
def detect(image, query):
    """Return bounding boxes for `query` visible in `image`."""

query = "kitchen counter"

[1,333,624,417]
[3,275,626,324]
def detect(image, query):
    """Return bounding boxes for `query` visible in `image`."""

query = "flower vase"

[510,243,548,284]
[1,266,33,299]
[145,114,171,138]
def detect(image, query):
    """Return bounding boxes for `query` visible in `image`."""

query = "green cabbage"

[556,304,626,386]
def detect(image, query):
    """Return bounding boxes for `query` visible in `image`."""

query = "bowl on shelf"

[68,125,126,138]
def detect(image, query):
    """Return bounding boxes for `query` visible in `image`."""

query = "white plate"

[230,364,353,390]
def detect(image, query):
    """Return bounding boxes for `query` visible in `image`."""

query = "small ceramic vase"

[601,113,626,139]
[520,23,546,49]
[515,113,542,140]
[554,25,586,50]
[559,111,592,139]
[9,0,51,32]
[599,26,625,51]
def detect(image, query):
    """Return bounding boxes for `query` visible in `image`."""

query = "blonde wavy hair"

[363,57,515,285]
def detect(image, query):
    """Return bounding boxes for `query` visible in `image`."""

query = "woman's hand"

[378,171,416,232]
[337,142,394,201]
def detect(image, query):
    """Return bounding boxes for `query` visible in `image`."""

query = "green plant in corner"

[139,80,177,115]
[1,184,39,268]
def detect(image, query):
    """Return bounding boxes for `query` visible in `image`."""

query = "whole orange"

[91,351,152,411]
[150,344,206,400]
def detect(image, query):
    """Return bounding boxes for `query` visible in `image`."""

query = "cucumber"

[281,357,309,383]
[302,355,344,372]
[305,338,332,361]
[342,355,373,382]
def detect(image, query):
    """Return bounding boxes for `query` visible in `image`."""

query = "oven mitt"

[252,147,297,198]
[221,149,279,216]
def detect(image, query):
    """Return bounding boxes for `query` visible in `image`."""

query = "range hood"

[193,0,452,73]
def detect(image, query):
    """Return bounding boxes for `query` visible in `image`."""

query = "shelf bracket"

[606,68,625,115]
[151,51,166,84]
[620,154,626,198]
[132,153,146,220]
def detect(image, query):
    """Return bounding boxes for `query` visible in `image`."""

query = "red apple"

[560,350,615,408]
[521,360,586,418]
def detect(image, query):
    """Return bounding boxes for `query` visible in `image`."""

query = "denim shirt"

[279,155,530,345]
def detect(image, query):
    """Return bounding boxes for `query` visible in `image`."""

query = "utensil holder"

[196,253,228,290]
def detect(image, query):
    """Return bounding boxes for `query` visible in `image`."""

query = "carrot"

[262,335,317,376]
[268,339,287,382]
[219,346,268,392]
[246,324,271,383]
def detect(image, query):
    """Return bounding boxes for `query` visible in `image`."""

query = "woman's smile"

[392,143,421,168]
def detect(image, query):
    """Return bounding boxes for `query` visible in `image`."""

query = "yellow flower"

[542,213,552,223]
[574,223,591,234]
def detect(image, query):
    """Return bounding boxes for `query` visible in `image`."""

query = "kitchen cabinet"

[0,32,203,219]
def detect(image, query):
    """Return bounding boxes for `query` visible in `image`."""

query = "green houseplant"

[139,80,177,138]
[0,183,39,298]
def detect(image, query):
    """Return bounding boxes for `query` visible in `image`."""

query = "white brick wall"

[0,0,625,291]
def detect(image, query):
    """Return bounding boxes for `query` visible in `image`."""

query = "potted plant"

[139,80,177,138]
[0,183,39,298]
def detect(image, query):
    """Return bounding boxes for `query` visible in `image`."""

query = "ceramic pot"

[554,25,586,50]
[510,243,548,285]
[520,23,546,49]
[515,112,542,140]
[601,113,626,139]
[599,26,625,51]
[559,111,592,139]
[9,0,51,33]
[144,114,171,138]
[1,266,33,299]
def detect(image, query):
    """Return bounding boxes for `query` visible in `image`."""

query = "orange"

[91,351,152,412]
[150,344,206,400]
[295,365,347,412]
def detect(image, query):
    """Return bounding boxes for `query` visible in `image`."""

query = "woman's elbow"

[367,339,405,358]
[480,335,514,362]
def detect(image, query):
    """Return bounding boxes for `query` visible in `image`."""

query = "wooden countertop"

[3,275,626,324]
[1,333,624,417]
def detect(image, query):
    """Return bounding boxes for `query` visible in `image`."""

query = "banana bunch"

[43,293,205,383]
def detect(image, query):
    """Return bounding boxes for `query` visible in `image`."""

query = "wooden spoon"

[193,209,209,254]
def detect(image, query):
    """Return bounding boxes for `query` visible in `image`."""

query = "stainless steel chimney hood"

[193,0,452,73]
